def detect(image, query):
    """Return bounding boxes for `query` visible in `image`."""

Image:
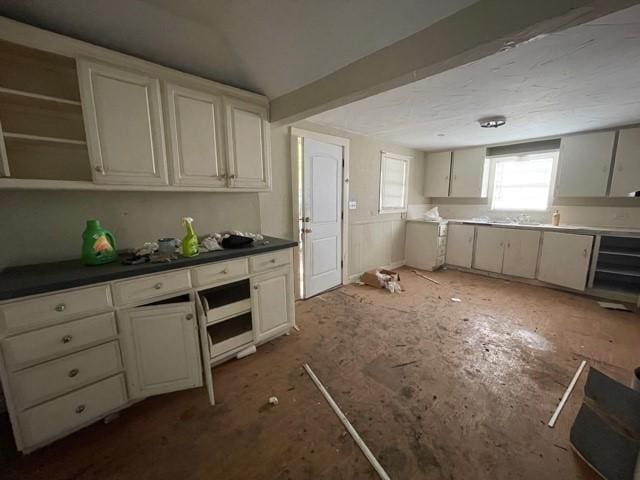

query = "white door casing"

[446,224,475,268]
[225,97,271,189]
[251,266,293,343]
[537,232,594,290]
[77,59,168,185]
[303,137,343,297]
[165,83,226,187]
[118,302,202,399]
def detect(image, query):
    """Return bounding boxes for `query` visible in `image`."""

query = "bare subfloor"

[2,268,639,479]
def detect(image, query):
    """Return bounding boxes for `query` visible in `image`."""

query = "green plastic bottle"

[181,217,199,257]
[81,219,118,265]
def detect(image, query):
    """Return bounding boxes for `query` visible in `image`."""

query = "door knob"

[304,228,312,234]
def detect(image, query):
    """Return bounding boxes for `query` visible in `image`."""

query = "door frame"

[290,127,350,299]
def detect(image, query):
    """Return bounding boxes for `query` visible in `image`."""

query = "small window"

[489,152,558,211]
[379,152,411,213]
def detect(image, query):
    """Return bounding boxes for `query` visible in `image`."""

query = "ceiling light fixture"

[479,116,506,128]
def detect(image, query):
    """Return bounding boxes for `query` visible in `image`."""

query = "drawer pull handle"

[68,368,79,378]
[154,282,163,290]
[222,268,228,274]
[55,303,66,312]
[270,258,276,263]
[75,404,86,414]
[185,313,194,321]
[61,334,73,344]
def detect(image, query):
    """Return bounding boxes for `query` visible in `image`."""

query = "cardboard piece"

[361,269,400,288]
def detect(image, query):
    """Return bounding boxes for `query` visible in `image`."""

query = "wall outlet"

[349,200,357,210]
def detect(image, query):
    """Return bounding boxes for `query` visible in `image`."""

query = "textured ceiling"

[0,0,476,98]
[309,5,640,151]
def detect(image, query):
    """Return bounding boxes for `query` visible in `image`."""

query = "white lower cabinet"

[251,266,293,343]
[446,224,475,268]
[405,221,447,271]
[118,302,202,399]
[537,232,594,290]
[473,227,540,279]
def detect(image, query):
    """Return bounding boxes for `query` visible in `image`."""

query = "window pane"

[492,156,554,211]
[380,155,408,211]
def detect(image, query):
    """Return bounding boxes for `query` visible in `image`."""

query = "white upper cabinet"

[537,232,593,290]
[555,131,615,197]
[165,83,226,188]
[77,59,169,185]
[450,147,488,198]
[423,151,451,197]
[225,98,271,190]
[610,127,640,197]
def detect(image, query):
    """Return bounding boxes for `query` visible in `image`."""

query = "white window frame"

[379,151,411,214]
[487,150,559,212]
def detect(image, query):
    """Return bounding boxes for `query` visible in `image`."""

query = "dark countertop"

[0,236,297,301]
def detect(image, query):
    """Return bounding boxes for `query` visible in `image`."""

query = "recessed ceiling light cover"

[479,116,506,128]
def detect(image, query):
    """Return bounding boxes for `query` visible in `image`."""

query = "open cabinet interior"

[0,39,91,181]
[594,235,640,294]
[198,279,254,361]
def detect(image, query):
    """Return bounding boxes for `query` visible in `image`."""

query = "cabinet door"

[251,267,293,343]
[450,147,488,197]
[555,131,615,197]
[446,224,475,268]
[502,229,541,279]
[225,98,271,190]
[537,232,593,290]
[423,151,451,197]
[610,128,640,197]
[118,303,202,399]
[77,59,168,185]
[165,83,226,187]
[405,222,438,270]
[473,226,505,273]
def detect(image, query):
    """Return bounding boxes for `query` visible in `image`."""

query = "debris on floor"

[548,360,587,428]
[412,270,441,285]
[361,268,403,293]
[268,396,279,406]
[451,297,462,303]
[570,367,640,479]
[597,301,631,312]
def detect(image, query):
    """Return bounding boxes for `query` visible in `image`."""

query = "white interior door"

[303,138,343,297]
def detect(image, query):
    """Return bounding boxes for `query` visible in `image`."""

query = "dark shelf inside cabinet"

[199,279,250,310]
[207,313,252,345]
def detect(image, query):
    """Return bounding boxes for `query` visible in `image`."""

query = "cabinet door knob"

[75,404,86,414]
[270,258,276,263]
[583,248,588,257]
[62,334,73,344]
[185,313,194,320]
[68,368,79,378]
[95,165,104,173]
[253,285,259,290]
[229,174,236,179]
[55,303,66,312]
[154,282,163,290]
[222,268,228,274]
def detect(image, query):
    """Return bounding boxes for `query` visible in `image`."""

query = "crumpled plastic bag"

[375,270,403,294]
[424,206,442,221]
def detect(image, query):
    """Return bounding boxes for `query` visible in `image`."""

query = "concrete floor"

[2,267,639,479]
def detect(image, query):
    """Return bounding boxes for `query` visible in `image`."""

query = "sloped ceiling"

[310,4,640,151]
[0,0,476,98]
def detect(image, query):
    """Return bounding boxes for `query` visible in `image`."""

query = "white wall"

[262,121,425,278]
[0,191,261,267]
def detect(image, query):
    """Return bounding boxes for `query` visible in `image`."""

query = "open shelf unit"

[198,279,254,362]
[0,38,91,181]
[593,235,640,295]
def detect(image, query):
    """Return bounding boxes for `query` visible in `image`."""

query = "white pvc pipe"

[303,364,391,480]
[548,360,587,428]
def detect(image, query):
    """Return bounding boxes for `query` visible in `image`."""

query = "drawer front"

[2,312,118,370]
[113,270,192,306]
[10,341,123,410]
[192,258,249,287]
[249,249,290,273]
[0,285,112,335]
[438,224,448,237]
[18,374,127,448]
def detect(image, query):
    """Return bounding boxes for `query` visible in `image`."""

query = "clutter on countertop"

[81,219,118,266]
[361,269,403,293]
[181,217,200,258]
[423,206,443,221]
